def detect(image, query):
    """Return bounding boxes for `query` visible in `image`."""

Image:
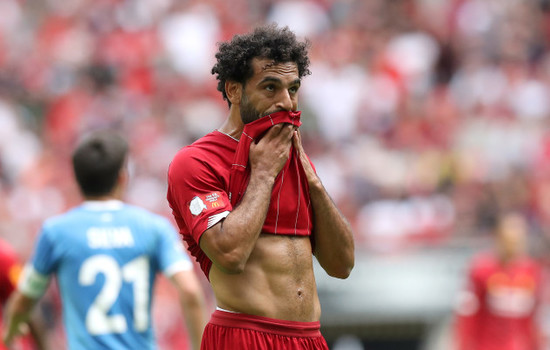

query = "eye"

[265,85,275,92]
[289,86,299,94]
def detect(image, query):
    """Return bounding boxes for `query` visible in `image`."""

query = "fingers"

[249,123,298,178]
[264,123,296,141]
[292,130,302,151]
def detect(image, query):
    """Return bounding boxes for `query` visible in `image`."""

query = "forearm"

[201,170,275,273]
[201,123,295,273]
[27,317,50,350]
[180,294,207,350]
[310,179,355,278]
[170,270,208,350]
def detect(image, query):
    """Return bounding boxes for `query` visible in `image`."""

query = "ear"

[225,81,242,106]
[119,167,129,186]
[114,166,129,198]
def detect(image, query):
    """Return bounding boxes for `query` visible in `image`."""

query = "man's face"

[497,213,527,259]
[239,57,301,124]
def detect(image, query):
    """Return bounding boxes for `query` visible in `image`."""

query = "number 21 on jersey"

[79,255,149,335]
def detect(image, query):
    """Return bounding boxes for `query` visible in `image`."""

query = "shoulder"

[41,208,80,235]
[518,256,542,273]
[168,131,235,183]
[122,204,170,226]
[171,131,230,161]
[469,252,497,274]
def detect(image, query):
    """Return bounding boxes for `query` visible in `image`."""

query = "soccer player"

[3,130,207,350]
[454,211,543,350]
[167,24,355,349]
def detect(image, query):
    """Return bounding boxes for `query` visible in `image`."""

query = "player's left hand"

[292,130,319,186]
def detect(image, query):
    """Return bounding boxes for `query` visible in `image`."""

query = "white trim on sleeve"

[17,264,51,299]
[163,260,193,278]
[207,211,230,229]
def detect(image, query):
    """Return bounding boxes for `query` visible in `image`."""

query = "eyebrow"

[258,77,301,87]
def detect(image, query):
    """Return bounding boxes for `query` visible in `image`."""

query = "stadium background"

[1,0,550,349]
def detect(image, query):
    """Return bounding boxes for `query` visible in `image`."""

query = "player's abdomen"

[209,234,320,322]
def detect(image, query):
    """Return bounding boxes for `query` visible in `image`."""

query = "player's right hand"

[2,322,29,348]
[249,123,295,179]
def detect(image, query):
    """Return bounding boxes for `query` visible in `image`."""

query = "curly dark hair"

[211,24,311,107]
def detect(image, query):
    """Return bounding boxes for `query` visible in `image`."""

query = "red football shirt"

[0,239,20,305]
[228,111,312,235]
[454,252,543,350]
[167,123,314,279]
[0,239,22,350]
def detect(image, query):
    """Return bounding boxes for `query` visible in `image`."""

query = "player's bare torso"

[208,233,321,322]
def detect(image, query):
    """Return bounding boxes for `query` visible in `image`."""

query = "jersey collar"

[81,200,124,211]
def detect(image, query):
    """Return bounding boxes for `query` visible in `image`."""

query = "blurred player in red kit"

[0,238,47,350]
[454,211,544,350]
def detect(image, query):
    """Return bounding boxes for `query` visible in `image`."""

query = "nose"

[275,90,293,111]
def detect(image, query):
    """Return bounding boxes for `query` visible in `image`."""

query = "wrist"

[307,176,324,195]
[249,169,277,187]
[250,163,278,180]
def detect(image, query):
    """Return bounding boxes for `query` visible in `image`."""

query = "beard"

[239,92,261,125]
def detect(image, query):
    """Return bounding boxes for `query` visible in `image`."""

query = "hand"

[3,322,29,348]
[292,130,319,186]
[249,123,295,179]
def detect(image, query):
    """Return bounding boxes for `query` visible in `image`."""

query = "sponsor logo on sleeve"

[189,192,226,216]
[205,192,222,207]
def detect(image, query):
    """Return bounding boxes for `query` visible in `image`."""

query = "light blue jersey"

[19,200,192,350]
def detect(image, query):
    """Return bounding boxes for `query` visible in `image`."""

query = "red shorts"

[201,310,329,350]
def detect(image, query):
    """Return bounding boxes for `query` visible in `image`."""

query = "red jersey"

[228,111,312,235]
[167,122,314,279]
[454,252,542,350]
[0,239,20,305]
[0,239,22,350]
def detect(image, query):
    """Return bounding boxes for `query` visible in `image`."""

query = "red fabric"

[0,239,22,350]
[167,112,315,278]
[228,111,312,236]
[454,253,542,350]
[0,239,19,305]
[201,310,328,350]
[168,131,236,278]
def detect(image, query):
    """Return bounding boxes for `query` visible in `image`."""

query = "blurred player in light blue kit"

[2,130,207,350]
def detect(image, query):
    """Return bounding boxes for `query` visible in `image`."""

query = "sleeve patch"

[189,192,226,216]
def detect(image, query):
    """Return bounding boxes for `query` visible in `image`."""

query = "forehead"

[249,58,299,80]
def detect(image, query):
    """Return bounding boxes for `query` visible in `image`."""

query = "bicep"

[198,221,224,263]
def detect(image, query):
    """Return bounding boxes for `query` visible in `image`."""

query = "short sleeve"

[155,217,193,277]
[17,226,56,298]
[167,148,232,243]
[31,225,59,276]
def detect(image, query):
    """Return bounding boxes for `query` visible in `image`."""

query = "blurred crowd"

[1,0,550,347]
